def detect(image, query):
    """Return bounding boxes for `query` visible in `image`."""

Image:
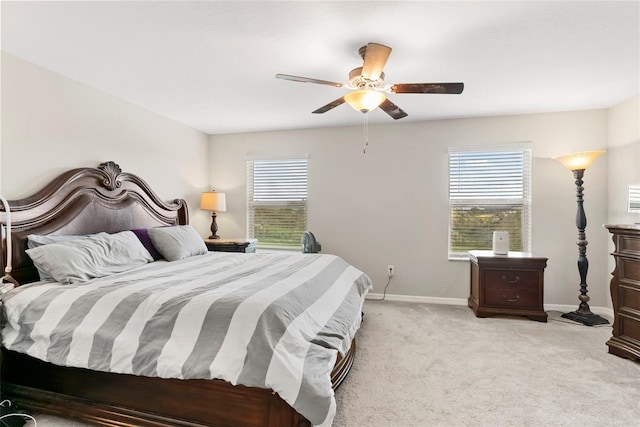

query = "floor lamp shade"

[553,150,608,326]
[553,150,605,171]
[200,191,226,239]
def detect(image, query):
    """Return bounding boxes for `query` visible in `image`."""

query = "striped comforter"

[1,252,372,426]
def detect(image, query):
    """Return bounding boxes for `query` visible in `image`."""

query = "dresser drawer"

[619,284,640,311]
[483,270,540,291]
[618,235,640,257]
[618,313,640,344]
[620,259,640,283]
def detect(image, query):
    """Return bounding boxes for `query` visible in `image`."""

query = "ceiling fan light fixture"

[277,42,464,119]
[344,89,386,113]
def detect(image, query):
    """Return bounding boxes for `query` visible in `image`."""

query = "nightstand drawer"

[483,270,540,291]
[484,288,539,308]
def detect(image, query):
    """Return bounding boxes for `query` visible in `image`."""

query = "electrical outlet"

[387,265,394,277]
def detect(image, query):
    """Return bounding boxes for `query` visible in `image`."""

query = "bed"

[0,161,371,427]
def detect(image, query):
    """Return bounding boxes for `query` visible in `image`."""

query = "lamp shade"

[200,191,226,212]
[553,150,606,171]
[344,89,386,113]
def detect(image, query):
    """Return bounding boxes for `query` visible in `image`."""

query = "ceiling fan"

[276,42,464,120]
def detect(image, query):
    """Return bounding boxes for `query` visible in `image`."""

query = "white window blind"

[629,184,640,212]
[448,148,532,258]
[247,158,308,248]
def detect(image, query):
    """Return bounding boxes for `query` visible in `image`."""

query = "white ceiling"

[2,1,638,135]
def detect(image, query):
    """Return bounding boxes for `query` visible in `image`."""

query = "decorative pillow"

[26,231,153,284]
[147,225,208,262]
[131,228,164,261]
[26,232,109,280]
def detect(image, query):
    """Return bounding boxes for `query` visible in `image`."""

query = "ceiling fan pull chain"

[363,113,369,154]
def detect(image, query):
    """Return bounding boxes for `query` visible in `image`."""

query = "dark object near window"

[302,231,321,253]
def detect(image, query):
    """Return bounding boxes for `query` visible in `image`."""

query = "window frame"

[246,156,309,250]
[447,146,532,260]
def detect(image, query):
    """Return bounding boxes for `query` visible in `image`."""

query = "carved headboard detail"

[0,161,189,284]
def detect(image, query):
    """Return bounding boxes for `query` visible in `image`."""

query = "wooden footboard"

[0,339,355,427]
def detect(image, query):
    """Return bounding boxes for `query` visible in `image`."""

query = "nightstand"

[468,250,548,322]
[204,238,258,253]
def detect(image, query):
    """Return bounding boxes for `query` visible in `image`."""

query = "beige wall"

[605,96,640,309]
[209,109,612,307]
[3,51,635,310]
[1,52,211,232]
[607,96,640,225]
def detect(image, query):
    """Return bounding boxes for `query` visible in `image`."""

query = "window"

[247,158,308,249]
[629,184,640,213]
[448,147,532,259]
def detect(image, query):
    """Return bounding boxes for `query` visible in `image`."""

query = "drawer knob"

[501,275,521,284]
[502,294,520,302]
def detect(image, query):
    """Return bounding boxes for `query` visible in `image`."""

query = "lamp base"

[561,311,610,326]
[208,212,220,240]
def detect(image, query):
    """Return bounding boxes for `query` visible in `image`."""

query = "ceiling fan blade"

[312,97,346,114]
[361,43,392,81]
[391,83,464,94]
[379,99,408,120]
[276,73,344,88]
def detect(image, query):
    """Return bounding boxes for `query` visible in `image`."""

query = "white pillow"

[147,225,208,261]
[26,231,153,284]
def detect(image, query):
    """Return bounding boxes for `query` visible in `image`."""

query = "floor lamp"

[553,150,609,326]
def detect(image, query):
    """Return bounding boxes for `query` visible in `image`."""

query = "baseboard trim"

[366,293,468,306]
[366,293,614,320]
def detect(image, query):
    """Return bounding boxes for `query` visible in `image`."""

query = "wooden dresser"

[605,224,640,361]
[468,250,548,322]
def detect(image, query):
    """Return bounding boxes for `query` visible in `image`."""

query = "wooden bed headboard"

[0,161,189,285]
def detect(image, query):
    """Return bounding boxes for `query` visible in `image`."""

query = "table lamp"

[200,190,226,239]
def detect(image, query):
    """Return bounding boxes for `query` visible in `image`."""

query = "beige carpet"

[334,302,640,426]
[19,301,640,426]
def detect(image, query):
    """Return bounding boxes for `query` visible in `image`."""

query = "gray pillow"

[27,232,109,249]
[27,232,109,280]
[26,231,153,284]
[147,225,208,261]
